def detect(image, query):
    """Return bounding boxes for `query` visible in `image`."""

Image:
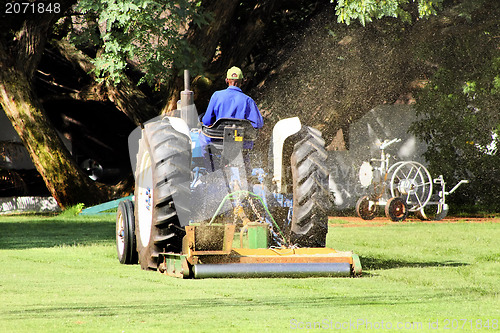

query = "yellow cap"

[226,66,244,79]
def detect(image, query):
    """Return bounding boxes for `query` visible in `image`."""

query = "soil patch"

[329,216,500,227]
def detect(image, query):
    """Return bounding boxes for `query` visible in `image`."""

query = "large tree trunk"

[0,3,109,208]
[0,68,107,208]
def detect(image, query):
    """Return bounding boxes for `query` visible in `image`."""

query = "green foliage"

[409,28,500,211]
[72,0,210,86]
[58,203,85,217]
[334,0,444,26]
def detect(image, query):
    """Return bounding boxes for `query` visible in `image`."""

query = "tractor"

[116,71,361,278]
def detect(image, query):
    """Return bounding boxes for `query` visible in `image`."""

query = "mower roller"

[116,70,362,278]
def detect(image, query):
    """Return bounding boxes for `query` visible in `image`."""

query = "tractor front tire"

[134,118,191,270]
[116,200,137,264]
[289,127,330,247]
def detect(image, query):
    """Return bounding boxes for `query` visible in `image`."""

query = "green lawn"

[0,214,498,332]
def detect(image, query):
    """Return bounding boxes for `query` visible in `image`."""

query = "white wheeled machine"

[356,138,468,221]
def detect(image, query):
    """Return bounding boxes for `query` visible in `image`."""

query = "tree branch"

[54,39,158,125]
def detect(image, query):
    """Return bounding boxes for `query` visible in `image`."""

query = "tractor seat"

[201,118,258,141]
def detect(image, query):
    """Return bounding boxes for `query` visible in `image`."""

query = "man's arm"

[201,94,218,126]
[247,99,264,129]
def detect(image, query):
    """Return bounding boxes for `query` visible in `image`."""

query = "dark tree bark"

[0,67,108,208]
[0,1,110,208]
[213,0,284,72]
[53,40,158,126]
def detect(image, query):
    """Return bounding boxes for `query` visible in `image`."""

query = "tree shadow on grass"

[0,217,115,249]
[3,293,440,319]
[359,256,468,276]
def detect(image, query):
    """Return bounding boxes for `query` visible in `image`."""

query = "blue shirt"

[201,86,263,129]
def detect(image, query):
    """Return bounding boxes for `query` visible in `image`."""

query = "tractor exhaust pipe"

[184,69,191,91]
[180,69,199,129]
[193,263,352,278]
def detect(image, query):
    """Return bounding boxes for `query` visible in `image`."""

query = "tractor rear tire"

[134,118,191,270]
[289,126,330,247]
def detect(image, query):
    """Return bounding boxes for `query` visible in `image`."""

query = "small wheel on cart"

[390,161,433,212]
[385,197,409,222]
[415,208,429,221]
[116,200,138,264]
[416,204,448,221]
[356,196,378,220]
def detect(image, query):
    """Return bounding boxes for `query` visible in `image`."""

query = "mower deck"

[157,224,362,279]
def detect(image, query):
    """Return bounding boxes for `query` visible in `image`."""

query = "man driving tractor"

[199,66,263,171]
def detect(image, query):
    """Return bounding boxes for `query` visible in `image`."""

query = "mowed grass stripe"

[0,214,498,332]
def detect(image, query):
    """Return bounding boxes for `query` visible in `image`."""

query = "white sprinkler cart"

[356,138,468,222]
